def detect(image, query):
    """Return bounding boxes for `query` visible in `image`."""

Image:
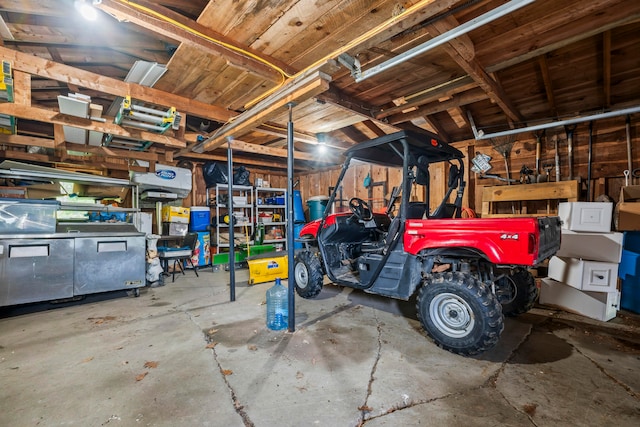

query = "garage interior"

[1,0,640,425]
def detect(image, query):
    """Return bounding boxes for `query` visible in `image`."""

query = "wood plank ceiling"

[0,0,638,172]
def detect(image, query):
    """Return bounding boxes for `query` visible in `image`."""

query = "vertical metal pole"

[227,136,236,302]
[286,102,297,332]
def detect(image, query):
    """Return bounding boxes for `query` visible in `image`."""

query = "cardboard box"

[548,256,618,292]
[556,229,623,263]
[558,201,613,232]
[162,206,190,223]
[540,278,619,322]
[615,186,640,231]
[25,183,62,199]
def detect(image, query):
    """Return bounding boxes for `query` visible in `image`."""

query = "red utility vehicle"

[294,130,561,356]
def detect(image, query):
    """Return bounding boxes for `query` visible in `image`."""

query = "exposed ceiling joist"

[96,0,294,82]
[0,46,235,123]
[0,103,186,148]
[202,69,331,151]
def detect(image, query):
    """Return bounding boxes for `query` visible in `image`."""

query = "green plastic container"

[307,196,329,221]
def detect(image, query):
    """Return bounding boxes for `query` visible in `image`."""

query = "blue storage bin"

[619,250,640,280]
[620,274,640,314]
[623,231,640,253]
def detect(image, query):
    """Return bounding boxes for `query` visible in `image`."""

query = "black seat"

[159,232,200,282]
[407,202,427,219]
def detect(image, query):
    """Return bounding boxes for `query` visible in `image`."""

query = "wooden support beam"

[603,30,612,108]
[0,46,235,124]
[256,124,319,145]
[538,55,557,117]
[202,70,331,151]
[227,139,330,163]
[375,77,476,119]
[0,133,55,149]
[96,0,294,83]
[387,88,488,125]
[177,152,310,172]
[428,15,524,123]
[0,103,186,148]
[11,70,30,105]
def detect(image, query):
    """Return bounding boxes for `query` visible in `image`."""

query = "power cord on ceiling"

[114,0,443,110]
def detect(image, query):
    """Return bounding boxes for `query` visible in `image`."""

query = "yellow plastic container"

[161,206,190,223]
[247,252,288,285]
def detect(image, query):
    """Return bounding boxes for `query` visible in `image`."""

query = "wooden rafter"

[427,15,523,123]
[603,30,611,108]
[96,0,295,83]
[0,103,186,148]
[0,46,235,123]
[202,69,331,151]
[538,54,557,117]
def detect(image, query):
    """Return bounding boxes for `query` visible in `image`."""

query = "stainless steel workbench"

[0,223,146,307]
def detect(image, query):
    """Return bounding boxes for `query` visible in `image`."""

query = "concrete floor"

[1,267,639,427]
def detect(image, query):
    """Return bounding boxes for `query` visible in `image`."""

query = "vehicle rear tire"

[495,268,538,316]
[417,272,504,356]
[294,251,324,299]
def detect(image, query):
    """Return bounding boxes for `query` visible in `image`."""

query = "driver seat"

[430,165,461,219]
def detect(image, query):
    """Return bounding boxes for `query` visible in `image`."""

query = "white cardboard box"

[548,256,619,292]
[540,278,619,321]
[558,202,613,233]
[556,230,624,263]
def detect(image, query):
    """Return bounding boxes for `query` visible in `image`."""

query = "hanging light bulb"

[74,0,98,21]
[316,132,327,153]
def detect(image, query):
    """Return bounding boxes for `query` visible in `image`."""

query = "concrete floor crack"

[357,311,384,426]
[185,310,256,427]
[487,321,540,426]
[570,342,640,400]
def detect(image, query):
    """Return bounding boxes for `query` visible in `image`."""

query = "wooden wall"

[188,115,638,218]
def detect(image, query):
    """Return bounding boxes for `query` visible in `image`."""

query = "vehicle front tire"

[294,251,324,299]
[495,268,538,316]
[417,272,504,356]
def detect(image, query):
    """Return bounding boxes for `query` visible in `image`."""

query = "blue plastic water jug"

[266,278,288,330]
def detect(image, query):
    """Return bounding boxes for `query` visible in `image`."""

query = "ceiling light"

[316,132,328,153]
[75,0,98,21]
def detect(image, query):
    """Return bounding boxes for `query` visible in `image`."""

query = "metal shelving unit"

[255,187,287,250]
[209,184,254,249]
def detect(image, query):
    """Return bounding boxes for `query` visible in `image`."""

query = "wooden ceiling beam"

[0,46,235,123]
[427,15,523,123]
[0,133,55,149]
[256,124,319,145]
[177,151,310,172]
[603,30,612,108]
[387,88,488,125]
[485,11,640,73]
[203,70,331,151]
[375,77,476,119]
[0,103,186,148]
[537,54,558,117]
[96,0,294,83]
[317,85,397,133]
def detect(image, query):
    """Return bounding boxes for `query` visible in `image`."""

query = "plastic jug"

[266,278,288,330]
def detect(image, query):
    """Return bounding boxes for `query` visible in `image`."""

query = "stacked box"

[541,202,621,321]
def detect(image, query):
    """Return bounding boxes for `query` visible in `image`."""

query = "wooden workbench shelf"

[481,180,579,218]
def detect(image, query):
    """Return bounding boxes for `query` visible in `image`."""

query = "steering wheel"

[349,197,373,221]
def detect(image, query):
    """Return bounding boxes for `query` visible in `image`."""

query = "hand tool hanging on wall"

[565,124,577,181]
[553,131,561,182]
[533,130,545,181]
[587,121,594,201]
[626,115,633,183]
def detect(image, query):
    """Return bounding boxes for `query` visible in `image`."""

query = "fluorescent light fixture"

[75,0,98,21]
[105,61,168,117]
